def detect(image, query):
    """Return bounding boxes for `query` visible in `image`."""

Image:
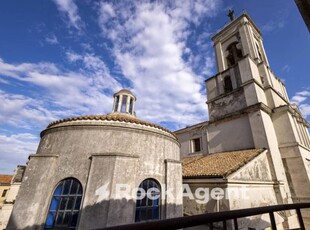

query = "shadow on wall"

[7,198,182,230]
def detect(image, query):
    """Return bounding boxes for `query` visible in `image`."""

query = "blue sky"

[0,0,309,174]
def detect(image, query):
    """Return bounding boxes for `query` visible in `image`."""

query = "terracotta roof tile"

[0,174,13,184]
[47,113,174,136]
[182,149,265,178]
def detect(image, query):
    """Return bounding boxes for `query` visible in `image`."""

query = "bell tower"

[205,12,310,220]
[206,12,297,208]
[206,13,282,122]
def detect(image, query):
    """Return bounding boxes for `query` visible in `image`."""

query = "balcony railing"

[96,203,310,230]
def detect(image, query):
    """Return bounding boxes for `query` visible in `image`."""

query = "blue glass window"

[44,178,83,229]
[135,179,160,222]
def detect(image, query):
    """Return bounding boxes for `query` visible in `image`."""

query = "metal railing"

[97,203,310,230]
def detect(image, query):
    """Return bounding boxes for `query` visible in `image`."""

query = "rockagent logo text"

[95,183,250,204]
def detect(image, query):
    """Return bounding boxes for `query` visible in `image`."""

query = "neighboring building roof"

[47,113,174,135]
[182,149,265,178]
[0,175,13,185]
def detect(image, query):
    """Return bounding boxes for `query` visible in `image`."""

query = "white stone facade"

[176,13,310,229]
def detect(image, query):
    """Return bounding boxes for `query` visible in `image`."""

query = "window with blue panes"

[45,178,82,229]
[135,179,160,222]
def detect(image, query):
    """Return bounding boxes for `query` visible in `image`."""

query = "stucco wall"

[208,115,254,153]
[208,88,247,121]
[175,122,208,157]
[8,120,182,229]
[280,145,310,201]
[229,151,272,181]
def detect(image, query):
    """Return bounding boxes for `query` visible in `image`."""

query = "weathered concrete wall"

[208,115,254,153]
[248,109,293,205]
[182,181,286,230]
[8,120,182,229]
[182,182,229,216]
[273,109,300,146]
[208,88,247,121]
[229,151,272,181]
[227,184,286,230]
[280,145,310,201]
[7,155,59,229]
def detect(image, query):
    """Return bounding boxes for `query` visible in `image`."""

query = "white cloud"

[0,132,39,174]
[0,90,56,128]
[66,51,83,62]
[261,14,286,33]
[52,0,83,31]
[0,55,122,128]
[99,2,116,24]
[299,104,310,118]
[282,64,290,73]
[0,0,223,173]
[45,33,59,44]
[97,0,221,129]
[261,21,284,32]
[291,90,310,105]
[291,90,310,119]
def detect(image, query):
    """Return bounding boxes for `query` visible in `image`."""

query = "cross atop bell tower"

[227,9,235,21]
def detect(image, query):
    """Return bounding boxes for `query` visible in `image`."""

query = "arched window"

[224,76,233,93]
[44,178,83,229]
[226,42,243,67]
[135,179,160,222]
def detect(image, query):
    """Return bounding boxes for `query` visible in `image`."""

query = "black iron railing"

[96,203,310,230]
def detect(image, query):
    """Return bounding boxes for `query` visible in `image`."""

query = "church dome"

[13,89,182,229]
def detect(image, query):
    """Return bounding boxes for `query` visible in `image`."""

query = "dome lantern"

[112,89,136,116]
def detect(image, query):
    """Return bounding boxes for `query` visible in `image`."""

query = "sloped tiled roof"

[47,113,174,135]
[0,174,13,184]
[182,149,265,178]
